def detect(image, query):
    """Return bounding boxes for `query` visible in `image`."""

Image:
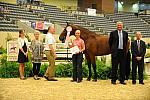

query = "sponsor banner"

[7,40,19,61]
[35,21,44,30]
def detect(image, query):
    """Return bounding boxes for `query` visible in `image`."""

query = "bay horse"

[59,23,129,81]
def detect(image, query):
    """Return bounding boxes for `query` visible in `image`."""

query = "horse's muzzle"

[59,36,65,43]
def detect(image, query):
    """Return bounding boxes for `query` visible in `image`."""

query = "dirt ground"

[0,77,150,100]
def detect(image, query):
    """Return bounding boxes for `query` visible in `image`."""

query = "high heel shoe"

[34,75,40,80]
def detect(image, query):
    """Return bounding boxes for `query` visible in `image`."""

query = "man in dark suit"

[131,32,146,85]
[109,21,128,85]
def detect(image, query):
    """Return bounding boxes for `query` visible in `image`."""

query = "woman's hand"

[69,43,74,48]
[25,52,28,58]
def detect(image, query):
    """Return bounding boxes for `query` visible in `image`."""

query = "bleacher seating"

[106,13,150,37]
[139,15,150,24]
[77,14,133,35]
[0,2,150,37]
[0,19,21,32]
[0,2,100,34]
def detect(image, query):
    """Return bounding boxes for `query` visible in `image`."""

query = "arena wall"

[102,0,115,13]
[78,0,102,12]
[0,0,16,4]
[118,0,139,12]
[42,0,77,10]
[78,0,115,13]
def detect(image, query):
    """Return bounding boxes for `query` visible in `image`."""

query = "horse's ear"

[66,22,69,26]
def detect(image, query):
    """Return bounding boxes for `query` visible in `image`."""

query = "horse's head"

[59,22,79,42]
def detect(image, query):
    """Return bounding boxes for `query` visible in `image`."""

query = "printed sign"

[87,8,96,16]
[35,21,44,30]
[70,46,80,54]
[7,40,19,61]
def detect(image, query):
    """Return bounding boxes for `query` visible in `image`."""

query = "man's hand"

[136,57,142,61]
[54,53,57,59]
[56,45,60,49]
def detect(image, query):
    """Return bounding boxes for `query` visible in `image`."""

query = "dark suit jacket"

[131,40,146,59]
[109,30,128,53]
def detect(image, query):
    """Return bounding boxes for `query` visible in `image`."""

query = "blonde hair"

[34,31,40,35]
[48,24,55,31]
[75,30,81,33]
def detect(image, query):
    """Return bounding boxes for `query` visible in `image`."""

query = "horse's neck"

[80,30,96,41]
[80,33,89,41]
[74,25,97,41]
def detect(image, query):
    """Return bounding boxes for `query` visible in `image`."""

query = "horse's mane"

[71,24,100,37]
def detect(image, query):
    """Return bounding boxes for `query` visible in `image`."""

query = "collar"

[118,30,122,33]
[137,40,141,42]
[47,32,53,36]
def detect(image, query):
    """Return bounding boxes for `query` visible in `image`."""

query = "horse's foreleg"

[85,54,92,81]
[87,60,92,81]
[91,57,97,82]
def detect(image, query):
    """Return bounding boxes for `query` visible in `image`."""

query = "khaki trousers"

[44,50,55,78]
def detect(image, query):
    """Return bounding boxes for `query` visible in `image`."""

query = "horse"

[59,23,130,81]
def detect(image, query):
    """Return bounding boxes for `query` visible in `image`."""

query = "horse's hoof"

[92,79,97,82]
[86,78,91,81]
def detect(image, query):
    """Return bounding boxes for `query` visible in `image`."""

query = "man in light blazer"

[131,32,146,85]
[109,21,128,85]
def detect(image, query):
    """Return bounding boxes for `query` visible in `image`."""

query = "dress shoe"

[92,79,97,82]
[70,80,77,82]
[34,75,40,80]
[139,82,144,85]
[111,81,116,85]
[44,76,49,80]
[48,78,58,81]
[44,76,58,81]
[120,82,126,85]
[132,81,136,85]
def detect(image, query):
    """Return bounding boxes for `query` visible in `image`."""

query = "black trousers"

[72,53,83,81]
[111,49,126,82]
[132,58,144,82]
[33,63,41,75]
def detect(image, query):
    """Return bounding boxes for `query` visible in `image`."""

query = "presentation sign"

[7,40,19,61]
[87,8,96,16]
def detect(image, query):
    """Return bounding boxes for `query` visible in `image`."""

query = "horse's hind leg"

[87,60,92,81]
[85,54,92,81]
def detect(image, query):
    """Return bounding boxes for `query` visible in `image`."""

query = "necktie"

[119,31,123,49]
[137,40,140,52]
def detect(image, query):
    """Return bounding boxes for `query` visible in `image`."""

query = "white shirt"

[118,30,123,49]
[137,40,140,44]
[137,40,140,49]
[45,32,56,50]
[18,37,28,49]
